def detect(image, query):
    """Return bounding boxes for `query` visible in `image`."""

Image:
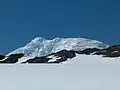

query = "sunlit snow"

[0,54,120,90]
[9,37,108,57]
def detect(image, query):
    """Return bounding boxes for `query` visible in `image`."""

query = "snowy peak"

[2,45,120,64]
[30,37,45,43]
[9,37,108,57]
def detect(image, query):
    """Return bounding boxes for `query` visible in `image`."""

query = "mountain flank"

[0,45,120,64]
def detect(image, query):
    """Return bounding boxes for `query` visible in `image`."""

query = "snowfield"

[0,54,120,90]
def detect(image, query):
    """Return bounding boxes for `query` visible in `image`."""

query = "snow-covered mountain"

[1,37,120,90]
[9,37,108,57]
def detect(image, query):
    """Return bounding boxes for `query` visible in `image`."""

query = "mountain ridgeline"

[8,37,108,57]
[0,45,120,63]
[0,37,120,64]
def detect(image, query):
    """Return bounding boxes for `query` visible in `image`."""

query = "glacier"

[9,37,108,57]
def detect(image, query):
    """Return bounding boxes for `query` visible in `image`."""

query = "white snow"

[0,55,120,90]
[0,56,9,61]
[47,55,62,62]
[8,37,108,57]
[16,56,35,64]
[111,50,118,53]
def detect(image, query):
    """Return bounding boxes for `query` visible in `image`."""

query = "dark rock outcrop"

[49,50,76,63]
[0,55,5,60]
[0,53,24,63]
[77,48,100,55]
[102,45,120,57]
[93,45,120,57]
[22,56,51,63]
[54,50,76,58]
[23,50,76,63]
[1,45,120,64]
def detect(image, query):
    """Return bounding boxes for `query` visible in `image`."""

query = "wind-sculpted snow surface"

[0,55,120,90]
[9,37,108,57]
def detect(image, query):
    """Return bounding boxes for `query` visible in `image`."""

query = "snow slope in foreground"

[0,55,120,90]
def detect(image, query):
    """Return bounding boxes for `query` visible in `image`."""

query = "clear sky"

[0,0,120,54]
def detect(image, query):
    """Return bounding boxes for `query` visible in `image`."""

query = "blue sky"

[0,0,120,54]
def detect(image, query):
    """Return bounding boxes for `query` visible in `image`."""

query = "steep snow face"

[9,37,108,57]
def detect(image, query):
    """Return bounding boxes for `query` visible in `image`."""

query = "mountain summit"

[9,37,108,57]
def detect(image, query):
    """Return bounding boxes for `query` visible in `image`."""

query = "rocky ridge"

[0,45,120,64]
